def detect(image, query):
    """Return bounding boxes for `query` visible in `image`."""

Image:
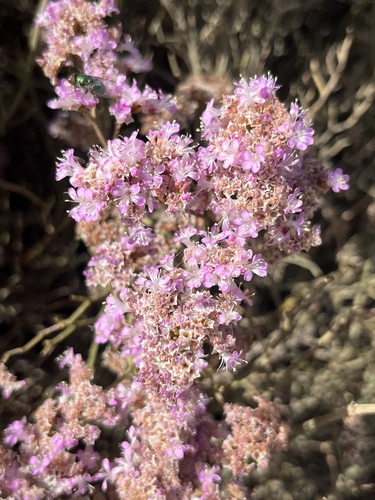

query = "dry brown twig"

[303,402,375,432]
[1,293,106,364]
[318,80,375,158]
[154,0,263,78]
[296,27,375,160]
[309,28,354,116]
[0,179,48,212]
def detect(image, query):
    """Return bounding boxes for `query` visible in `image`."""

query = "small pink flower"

[67,187,105,222]
[327,167,350,193]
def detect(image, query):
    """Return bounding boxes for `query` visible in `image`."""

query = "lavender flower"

[328,167,350,192]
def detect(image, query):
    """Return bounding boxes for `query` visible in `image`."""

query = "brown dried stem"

[1,293,106,364]
[303,402,375,433]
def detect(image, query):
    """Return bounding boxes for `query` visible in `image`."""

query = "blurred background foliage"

[1,0,375,498]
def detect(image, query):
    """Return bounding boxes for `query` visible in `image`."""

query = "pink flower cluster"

[36,0,172,124]
[0,353,287,499]
[0,0,349,498]
[55,75,348,401]
[1,352,117,498]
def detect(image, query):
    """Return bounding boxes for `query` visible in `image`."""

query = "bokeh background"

[1,1,375,498]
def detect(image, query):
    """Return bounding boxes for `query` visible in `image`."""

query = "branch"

[303,402,375,433]
[309,28,354,117]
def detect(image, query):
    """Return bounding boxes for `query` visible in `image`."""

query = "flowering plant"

[0,1,349,498]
